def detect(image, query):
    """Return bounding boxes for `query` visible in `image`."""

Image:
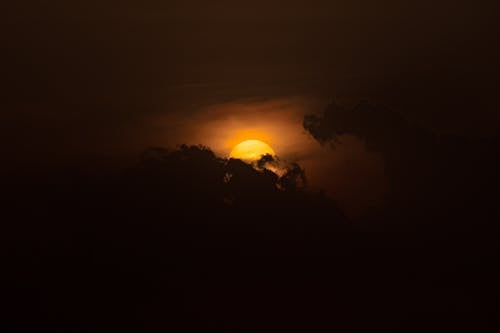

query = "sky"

[2,0,499,214]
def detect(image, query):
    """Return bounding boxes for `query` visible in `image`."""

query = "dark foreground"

[2,146,498,332]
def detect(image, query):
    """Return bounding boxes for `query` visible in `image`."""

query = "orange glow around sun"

[157,97,320,160]
[229,139,275,161]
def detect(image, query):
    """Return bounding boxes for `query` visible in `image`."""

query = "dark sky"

[2,0,499,164]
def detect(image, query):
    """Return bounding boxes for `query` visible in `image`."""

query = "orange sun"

[229,140,276,161]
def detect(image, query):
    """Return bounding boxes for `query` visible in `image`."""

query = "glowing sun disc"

[230,140,275,161]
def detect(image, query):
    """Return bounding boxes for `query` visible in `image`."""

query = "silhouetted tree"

[304,101,500,231]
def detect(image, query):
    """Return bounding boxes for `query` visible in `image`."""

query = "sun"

[230,139,276,161]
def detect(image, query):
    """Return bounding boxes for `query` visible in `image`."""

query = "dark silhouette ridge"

[1,144,497,332]
[2,145,353,332]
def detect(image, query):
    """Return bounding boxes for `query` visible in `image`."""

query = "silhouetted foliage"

[1,139,497,333]
[304,101,500,231]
